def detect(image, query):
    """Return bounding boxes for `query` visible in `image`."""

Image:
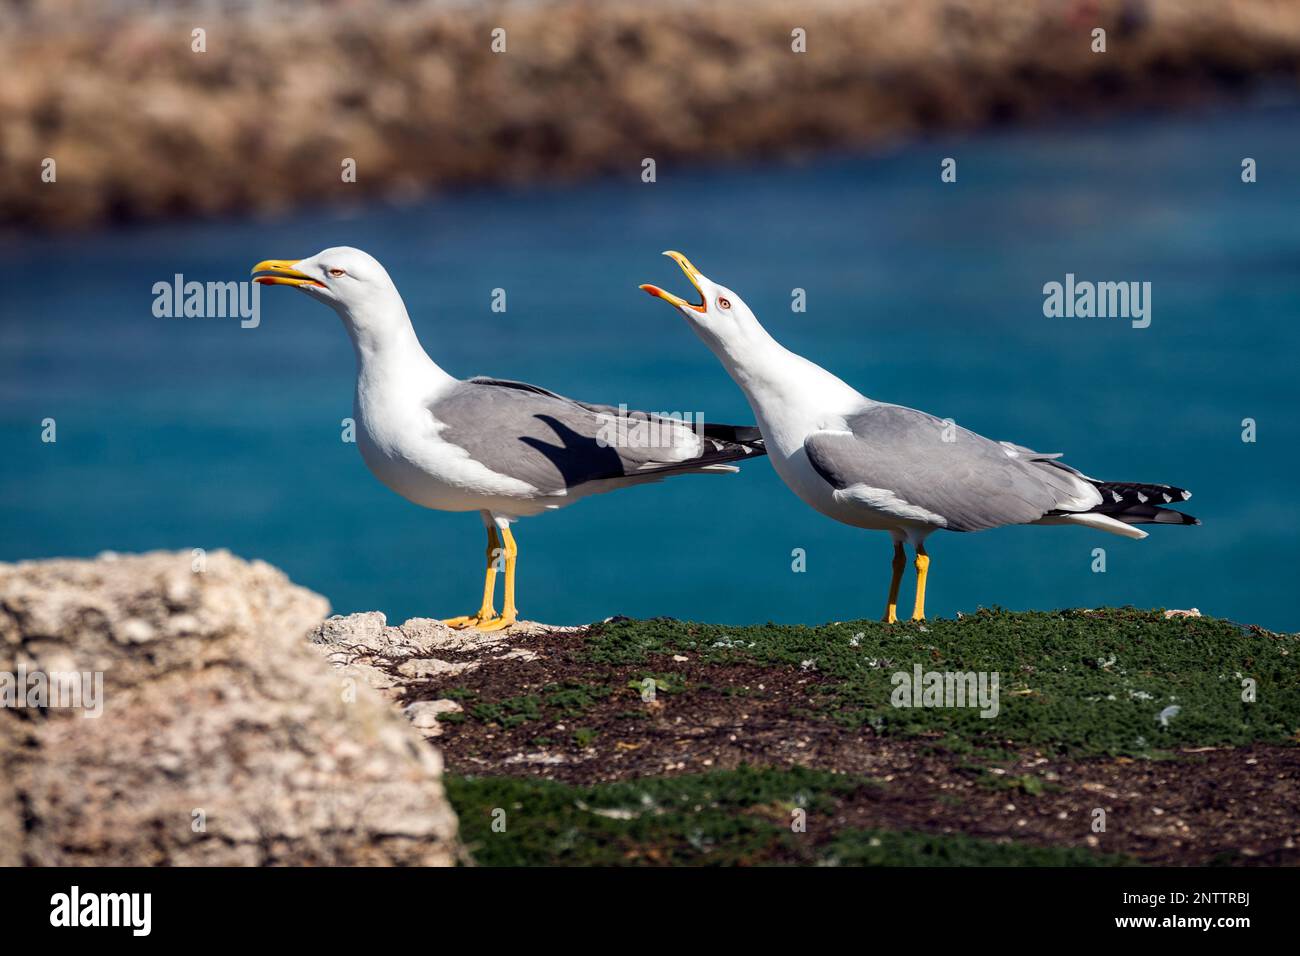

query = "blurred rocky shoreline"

[4,0,1300,231]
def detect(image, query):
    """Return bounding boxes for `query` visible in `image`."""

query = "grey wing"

[802,404,1100,531]
[432,378,720,496]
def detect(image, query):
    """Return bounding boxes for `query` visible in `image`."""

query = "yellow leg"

[912,544,930,622]
[442,525,501,628]
[883,541,905,623]
[476,525,519,631]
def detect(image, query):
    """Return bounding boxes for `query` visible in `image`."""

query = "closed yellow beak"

[251,259,323,288]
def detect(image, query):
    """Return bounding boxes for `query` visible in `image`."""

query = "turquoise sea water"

[3,103,1298,630]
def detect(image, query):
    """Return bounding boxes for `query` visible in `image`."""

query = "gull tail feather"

[632,428,767,479]
[577,429,765,498]
[1047,479,1200,529]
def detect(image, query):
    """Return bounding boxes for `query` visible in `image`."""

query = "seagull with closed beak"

[253,247,765,630]
[641,252,1198,623]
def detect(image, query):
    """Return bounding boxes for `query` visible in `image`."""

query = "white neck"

[338,294,456,399]
[701,319,866,437]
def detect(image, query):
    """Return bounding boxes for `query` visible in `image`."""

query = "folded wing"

[803,404,1101,531]
[431,377,764,498]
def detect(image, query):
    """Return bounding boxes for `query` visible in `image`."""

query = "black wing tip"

[1087,481,1200,524]
[704,436,768,463]
[1136,507,1201,526]
[701,422,763,444]
[700,422,767,459]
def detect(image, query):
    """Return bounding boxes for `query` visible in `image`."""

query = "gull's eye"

[328,268,346,277]
[717,296,731,310]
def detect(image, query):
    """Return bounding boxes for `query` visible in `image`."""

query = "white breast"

[729,344,924,533]
[353,371,542,515]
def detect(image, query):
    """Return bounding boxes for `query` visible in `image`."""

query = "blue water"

[3,103,1298,630]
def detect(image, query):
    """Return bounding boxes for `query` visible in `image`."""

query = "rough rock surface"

[309,612,576,740]
[0,550,460,866]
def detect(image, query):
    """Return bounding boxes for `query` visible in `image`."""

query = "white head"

[639,251,769,362]
[252,247,412,349]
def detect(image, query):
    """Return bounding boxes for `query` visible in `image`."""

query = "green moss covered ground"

[437,609,1298,866]
[448,767,1137,866]
[580,608,1297,757]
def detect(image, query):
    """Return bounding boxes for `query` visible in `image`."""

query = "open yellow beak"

[251,259,324,288]
[640,251,707,313]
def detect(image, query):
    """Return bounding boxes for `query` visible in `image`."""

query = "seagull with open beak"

[641,251,1198,622]
[252,247,766,629]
